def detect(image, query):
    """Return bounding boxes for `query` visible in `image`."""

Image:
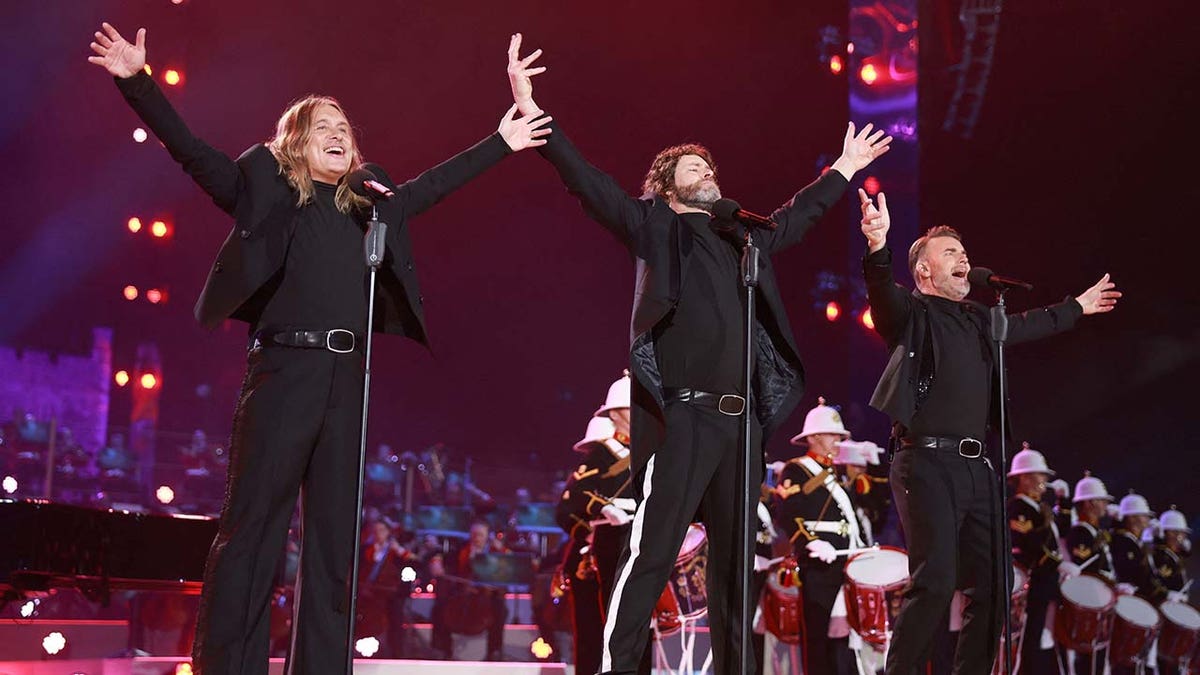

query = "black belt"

[251,328,361,353]
[900,434,985,458]
[662,387,746,416]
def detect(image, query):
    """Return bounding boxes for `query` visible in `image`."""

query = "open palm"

[87,22,146,78]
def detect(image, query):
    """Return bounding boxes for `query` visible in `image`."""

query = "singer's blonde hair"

[267,95,371,213]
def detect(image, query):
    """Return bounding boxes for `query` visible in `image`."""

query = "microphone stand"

[346,203,388,674]
[990,288,1014,675]
[738,226,761,675]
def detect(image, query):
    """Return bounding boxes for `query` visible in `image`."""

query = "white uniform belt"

[808,520,852,536]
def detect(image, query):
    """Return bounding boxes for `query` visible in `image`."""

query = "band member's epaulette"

[1010,517,1034,534]
[789,516,818,544]
[774,478,802,499]
[573,464,600,481]
[1072,544,1093,560]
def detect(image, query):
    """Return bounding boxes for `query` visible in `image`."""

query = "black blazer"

[537,122,848,477]
[862,246,1082,431]
[115,72,511,344]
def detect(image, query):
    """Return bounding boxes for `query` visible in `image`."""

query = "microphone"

[347,168,394,201]
[967,266,1033,291]
[712,198,777,231]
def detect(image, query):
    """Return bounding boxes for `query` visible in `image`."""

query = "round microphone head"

[967,266,994,288]
[712,198,741,221]
[346,168,379,198]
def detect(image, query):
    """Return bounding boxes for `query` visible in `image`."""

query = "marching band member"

[773,398,866,675]
[1153,506,1192,675]
[1063,472,1116,674]
[1111,492,1169,604]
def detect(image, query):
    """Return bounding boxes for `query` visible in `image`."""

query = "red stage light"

[863,176,881,196]
[825,301,841,321]
[146,288,165,304]
[127,217,143,233]
[143,64,152,76]
[151,220,169,238]
[123,285,139,301]
[164,69,182,86]
[861,308,875,330]
[115,370,130,387]
[829,55,844,75]
[860,63,879,85]
[140,373,158,389]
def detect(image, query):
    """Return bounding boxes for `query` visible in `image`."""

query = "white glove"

[1141,522,1157,544]
[1057,561,1082,579]
[610,497,637,513]
[806,539,837,564]
[1048,479,1070,499]
[1167,590,1188,604]
[1106,503,1122,519]
[1116,582,1137,596]
[600,504,632,527]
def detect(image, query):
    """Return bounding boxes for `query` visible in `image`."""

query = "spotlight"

[860,308,875,330]
[825,301,841,322]
[2,475,16,494]
[123,285,139,301]
[20,600,37,618]
[163,69,183,86]
[156,485,175,504]
[531,637,554,659]
[860,63,879,85]
[115,370,130,387]
[146,288,166,304]
[140,373,159,389]
[175,664,193,675]
[354,637,380,658]
[127,217,143,233]
[143,64,152,76]
[151,220,169,238]
[133,128,148,143]
[829,55,844,75]
[42,631,67,656]
[863,176,881,196]
[400,566,417,583]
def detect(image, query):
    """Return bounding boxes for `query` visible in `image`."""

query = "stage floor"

[0,657,569,675]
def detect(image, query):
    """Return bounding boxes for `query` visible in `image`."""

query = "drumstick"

[1180,579,1193,594]
[831,544,880,557]
[1077,554,1100,571]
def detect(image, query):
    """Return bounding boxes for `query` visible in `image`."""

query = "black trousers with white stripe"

[600,401,762,675]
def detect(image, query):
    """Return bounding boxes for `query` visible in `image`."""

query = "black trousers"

[799,561,855,675]
[193,346,363,675]
[1017,569,1057,674]
[886,447,1003,675]
[600,401,762,675]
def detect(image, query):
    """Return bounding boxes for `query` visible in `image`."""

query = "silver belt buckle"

[958,437,983,458]
[718,394,746,416]
[325,329,355,354]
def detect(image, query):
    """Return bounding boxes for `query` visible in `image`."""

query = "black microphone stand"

[990,288,1014,675]
[738,226,761,675]
[346,204,388,674]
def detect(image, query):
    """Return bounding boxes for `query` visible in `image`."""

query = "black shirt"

[255,181,369,333]
[907,295,991,439]
[654,212,746,392]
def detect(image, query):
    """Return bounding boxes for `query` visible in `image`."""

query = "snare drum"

[1108,594,1161,666]
[667,524,709,619]
[1156,601,1200,664]
[762,557,803,644]
[1053,575,1116,653]
[843,546,910,646]
[652,584,682,638]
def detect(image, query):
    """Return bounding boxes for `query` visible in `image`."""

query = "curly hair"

[641,143,717,200]
[267,95,371,213]
[907,225,963,279]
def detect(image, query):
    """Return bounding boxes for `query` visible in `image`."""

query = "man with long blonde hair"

[89,21,551,675]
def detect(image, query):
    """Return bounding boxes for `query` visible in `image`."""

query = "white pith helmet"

[594,371,631,417]
[1158,506,1191,534]
[790,397,850,446]
[1073,471,1114,503]
[1008,441,1056,478]
[573,416,615,453]
[1118,491,1153,519]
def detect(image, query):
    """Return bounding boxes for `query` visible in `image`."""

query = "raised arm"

[1005,274,1119,345]
[759,123,893,254]
[507,33,648,245]
[859,190,913,343]
[89,23,243,215]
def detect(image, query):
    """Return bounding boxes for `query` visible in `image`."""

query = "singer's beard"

[675,179,721,212]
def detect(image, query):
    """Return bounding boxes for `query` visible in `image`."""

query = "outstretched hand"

[497,104,552,152]
[831,122,893,179]
[858,188,890,253]
[87,22,146,78]
[507,33,547,117]
[1074,273,1121,315]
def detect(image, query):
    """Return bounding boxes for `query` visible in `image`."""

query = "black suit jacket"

[537,122,848,478]
[115,72,511,342]
[862,246,1082,431]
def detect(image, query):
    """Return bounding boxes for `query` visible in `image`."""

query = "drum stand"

[738,226,761,675]
[345,204,389,674]
[989,288,1016,675]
